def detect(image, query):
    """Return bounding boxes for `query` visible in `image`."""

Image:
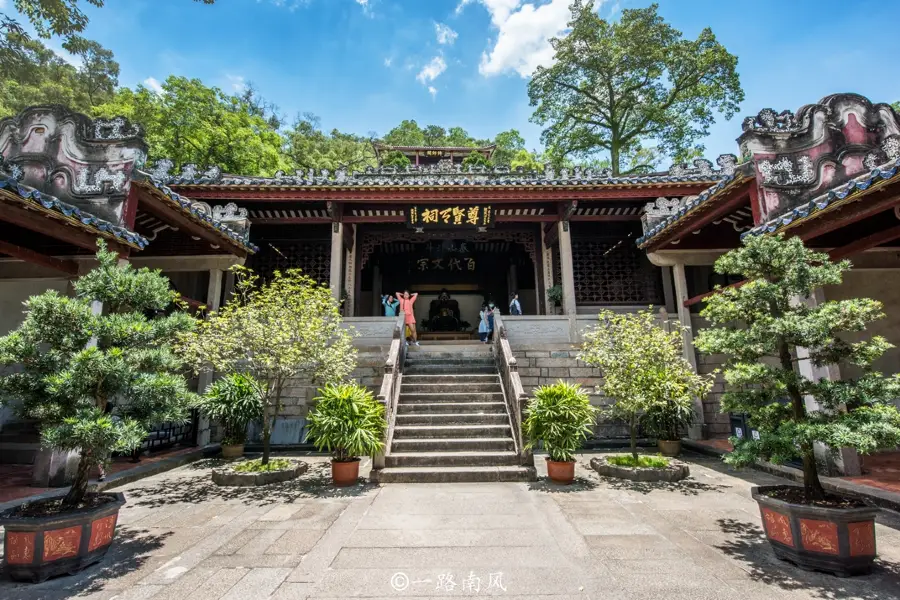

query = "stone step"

[406,353,494,361]
[393,424,511,439]
[404,364,497,375]
[399,392,505,404]
[0,441,39,464]
[385,451,520,468]
[402,374,499,384]
[397,402,507,415]
[396,413,509,426]
[372,465,535,483]
[391,437,515,452]
[402,382,502,394]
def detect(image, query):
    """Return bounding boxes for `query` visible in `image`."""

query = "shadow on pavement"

[715,518,900,599]
[594,475,731,496]
[527,476,599,493]
[125,461,376,508]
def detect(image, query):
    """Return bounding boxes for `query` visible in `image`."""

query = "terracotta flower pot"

[546,458,575,484]
[0,492,126,583]
[221,444,245,459]
[331,458,361,487]
[751,485,879,576]
[657,440,682,457]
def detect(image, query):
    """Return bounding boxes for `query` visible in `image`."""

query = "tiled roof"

[137,176,258,253]
[743,157,900,238]
[147,157,738,189]
[0,176,148,249]
[636,169,752,248]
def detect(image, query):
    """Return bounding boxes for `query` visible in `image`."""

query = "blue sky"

[13,0,900,164]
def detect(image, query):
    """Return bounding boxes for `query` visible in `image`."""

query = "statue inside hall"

[427,289,463,332]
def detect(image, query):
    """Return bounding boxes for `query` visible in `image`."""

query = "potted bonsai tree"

[0,241,196,582]
[201,373,264,458]
[306,382,386,486]
[523,381,596,484]
[180,267,355,471]
[695,234,900,576]
[580,309,712,462]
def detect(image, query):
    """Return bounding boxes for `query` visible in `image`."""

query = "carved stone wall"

[738,93,900,223]
[0,106,146,225]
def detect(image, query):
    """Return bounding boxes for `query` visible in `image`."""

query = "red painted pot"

[752,485,879,576]
[331,458,361,487]
[0,492,126,583]
[546,458,575,484]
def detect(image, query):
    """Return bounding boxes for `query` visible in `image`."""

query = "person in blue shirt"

[381,294,400,317]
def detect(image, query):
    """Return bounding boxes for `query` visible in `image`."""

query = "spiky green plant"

[523,381,597,462]
[306,382,385,462]
[200,373,264,445]
[0,241,196,508]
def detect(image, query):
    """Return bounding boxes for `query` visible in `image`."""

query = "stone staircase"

[375,343,534,483]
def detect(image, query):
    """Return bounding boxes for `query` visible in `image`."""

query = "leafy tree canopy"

[285,113,377,172]
[695,235,900,502]
[528,1,743,175]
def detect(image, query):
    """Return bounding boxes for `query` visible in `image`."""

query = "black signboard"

[407,205,494,229]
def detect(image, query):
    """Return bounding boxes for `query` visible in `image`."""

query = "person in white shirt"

[509,292,522,315]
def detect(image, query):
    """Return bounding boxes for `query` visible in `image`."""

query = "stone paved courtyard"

[2,454,900,600]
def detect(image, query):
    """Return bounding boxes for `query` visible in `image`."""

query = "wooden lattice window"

[571,237,663,305]
[247,241,331,284]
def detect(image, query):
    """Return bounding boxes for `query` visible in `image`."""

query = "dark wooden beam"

[251,217,331,225]
[829,223,900,260]
[799,192,900,242]
[344,215,405,224]
[559,200,578,221]
[343,223,355,252]
[135,185,248,258]
[0,195,129,254]
[570,214,640,222]
[544,222,560,248]
[0,240,79,275]
[683,280,747,307]
[176,184,714,203]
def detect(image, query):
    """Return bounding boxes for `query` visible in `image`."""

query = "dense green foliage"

[232,458,293,473]
[307,382,386,462]
[528,1,743,175]
[580,309,712,460]
[523,381,597,462]
[285,113,377,172]
[695,235,900,501]
[607,454,669,468]
[200,373,264,446]
[0,242,196,508]
[178,267,355,465]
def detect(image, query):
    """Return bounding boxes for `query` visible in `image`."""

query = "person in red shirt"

[396,290,420,346]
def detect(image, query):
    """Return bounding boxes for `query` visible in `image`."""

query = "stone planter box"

[752,485,879,576]
[590,456,689,482]
[0,492,126,583]
[212,460,308,487]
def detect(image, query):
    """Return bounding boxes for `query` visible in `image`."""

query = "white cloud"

[476,0,588,78]
[0,0,7,9]
[384,57,393,67]
[143,77,164,94]
[428,86,438,99]
[435,23,458,45]
[416,55,447,85]
[225,74,247,92]
[455,0,475,15]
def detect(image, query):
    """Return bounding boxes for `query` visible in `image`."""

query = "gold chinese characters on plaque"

[407,206,494,230]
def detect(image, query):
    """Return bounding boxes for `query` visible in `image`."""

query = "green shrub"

[200,373,263,445]
[307,382,385,462]
[523,381,596,462]
[547,285,563,306]
[607,454,669,468]
[233,458,293,472]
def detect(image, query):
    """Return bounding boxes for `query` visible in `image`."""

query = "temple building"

[0,93,899,481]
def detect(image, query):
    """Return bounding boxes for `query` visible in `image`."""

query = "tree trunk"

[62,451,92,510]
[630,413,638,461]
[610,143,620,177]
[779,341,826,502]
[262,399,272,466]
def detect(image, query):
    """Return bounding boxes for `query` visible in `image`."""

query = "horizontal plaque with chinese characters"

[407,205,494,229]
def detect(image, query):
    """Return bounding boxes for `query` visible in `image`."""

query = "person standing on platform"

[509,292,522,315]
[397,290,420,346]
[479,303,490,343]
[382,294,400,317]
[486,301,496,341]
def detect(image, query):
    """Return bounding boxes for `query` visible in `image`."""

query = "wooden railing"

[492,313,532,467]
[375,312,407,467]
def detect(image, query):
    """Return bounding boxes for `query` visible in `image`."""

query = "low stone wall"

[510,343,629,439]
